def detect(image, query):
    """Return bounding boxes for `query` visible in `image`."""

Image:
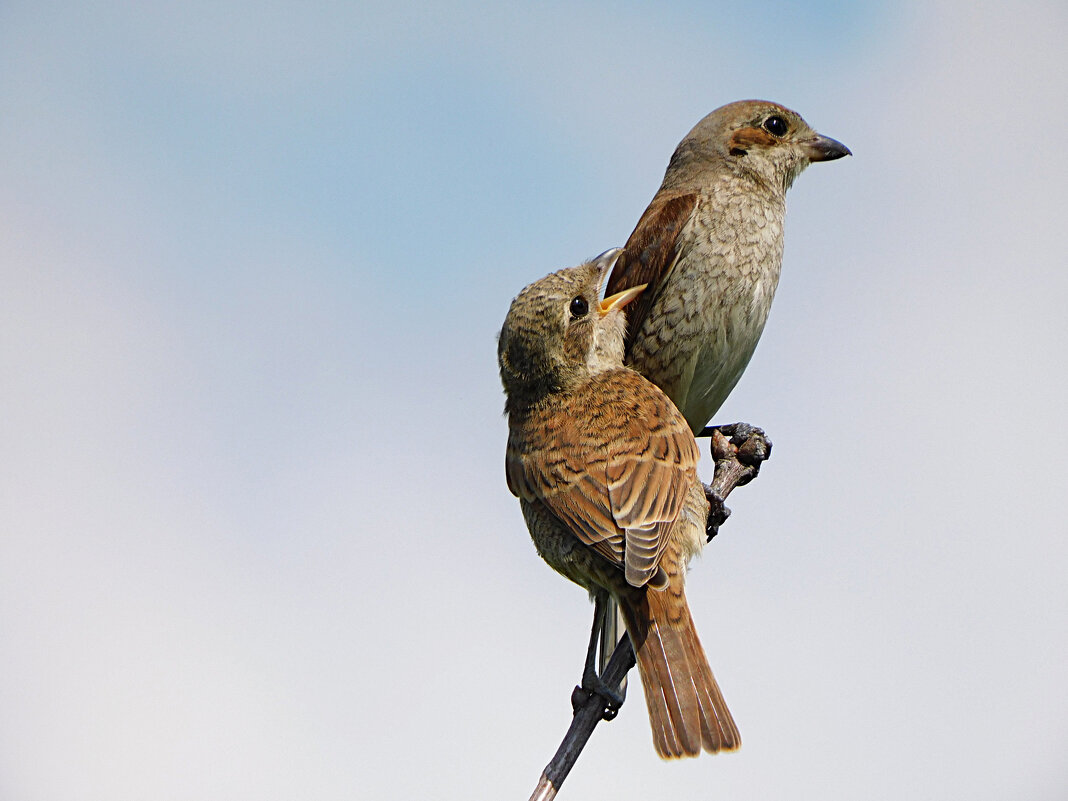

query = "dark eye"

[569,296,589,318]
[763,115,788,137]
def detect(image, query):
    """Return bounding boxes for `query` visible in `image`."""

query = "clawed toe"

[715,422,772,468]
[704,484,731,541]
[573,675,625,721]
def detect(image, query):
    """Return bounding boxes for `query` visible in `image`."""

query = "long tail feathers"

[622,588,740,758]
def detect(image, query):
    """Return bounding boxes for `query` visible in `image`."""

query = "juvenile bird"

[606,100,850,432]
[499,250,739,758]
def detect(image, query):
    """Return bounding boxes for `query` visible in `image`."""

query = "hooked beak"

[804,133,851,162]
[599,283,646,316]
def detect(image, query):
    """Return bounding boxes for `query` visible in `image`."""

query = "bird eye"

[569,296,589,318]
[763,115,788,137]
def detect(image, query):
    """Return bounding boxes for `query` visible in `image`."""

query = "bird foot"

[713,422,773,469]
[703,485,732,541]
[572,672,626,721]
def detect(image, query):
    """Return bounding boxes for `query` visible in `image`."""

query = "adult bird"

[606,99,850,433]
[597,99,850,687]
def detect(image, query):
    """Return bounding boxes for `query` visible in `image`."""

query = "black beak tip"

[809,135,851,162]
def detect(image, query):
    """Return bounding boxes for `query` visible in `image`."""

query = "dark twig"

[527,424,769,800]
[527,634,636,801]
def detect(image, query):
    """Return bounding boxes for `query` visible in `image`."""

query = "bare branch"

[527,635,636,801]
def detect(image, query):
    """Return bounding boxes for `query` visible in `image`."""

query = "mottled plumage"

[499,252,739,757]
[607,100,850,431]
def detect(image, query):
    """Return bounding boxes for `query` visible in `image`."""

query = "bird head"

[498,249,645,408]
[667,100,850,195]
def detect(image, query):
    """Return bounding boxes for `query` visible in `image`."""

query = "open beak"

[599,283,646,316]
[804,133,851,162]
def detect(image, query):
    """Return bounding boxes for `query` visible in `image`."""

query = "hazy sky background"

[2,1,1066,799]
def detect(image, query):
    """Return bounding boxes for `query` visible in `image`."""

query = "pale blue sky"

[2,2,1066,799]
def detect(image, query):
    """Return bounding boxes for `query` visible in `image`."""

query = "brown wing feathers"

[606,193,699,357]
[506,370,697,587]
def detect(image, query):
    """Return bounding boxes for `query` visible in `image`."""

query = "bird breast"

[630,176,786,430]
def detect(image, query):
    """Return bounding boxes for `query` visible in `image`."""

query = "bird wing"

[603,383,700,587]
[605,191,699,359]
[506,417,624,565]
[505,372,700,587]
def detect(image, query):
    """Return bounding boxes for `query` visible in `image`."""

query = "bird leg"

[699,423,773,541]
[571,590,626,720]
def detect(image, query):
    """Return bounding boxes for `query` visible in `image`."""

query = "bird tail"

[621,586,740,758]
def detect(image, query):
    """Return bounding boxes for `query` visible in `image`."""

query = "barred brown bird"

[499,250,739,758]
[607,100,850,432]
